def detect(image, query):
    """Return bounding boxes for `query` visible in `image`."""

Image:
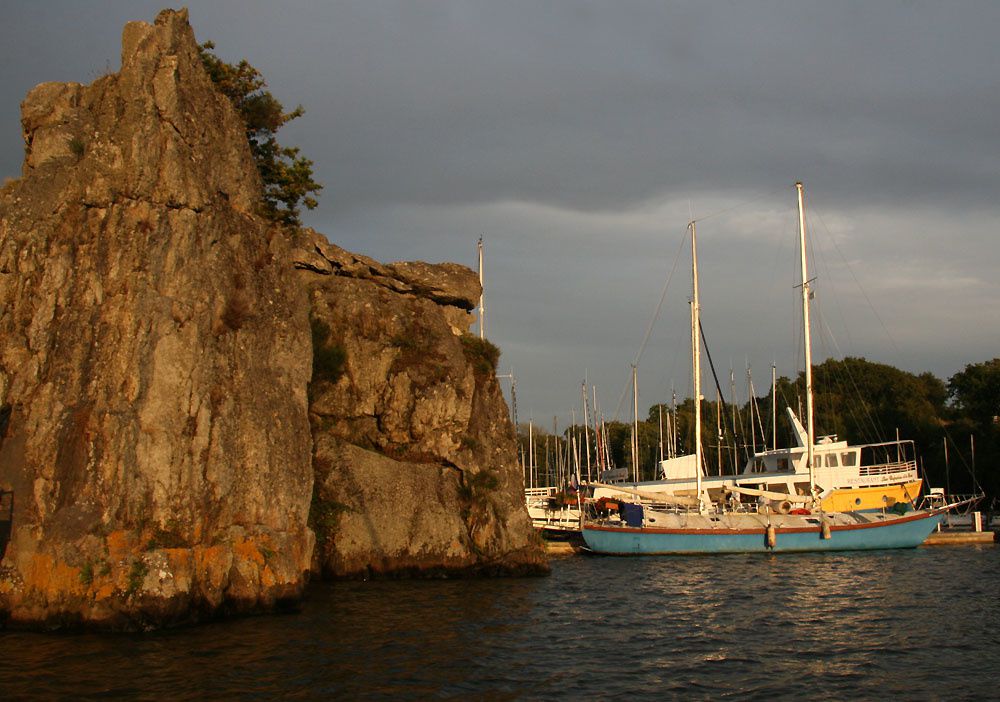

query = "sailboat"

[582,183,953,555]
[592,405,924,513]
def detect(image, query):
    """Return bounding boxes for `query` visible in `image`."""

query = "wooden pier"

[544,540,581,556]
[924,530,996,546]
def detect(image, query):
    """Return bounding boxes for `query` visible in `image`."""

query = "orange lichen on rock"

[261,565,277,589]
[93,582,117,600]
[192,545,231,591]
[233,537,265,567]
[24,554,86,598]
[106,530,135,563]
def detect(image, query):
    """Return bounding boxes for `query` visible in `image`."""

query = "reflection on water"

[1,547,998,699]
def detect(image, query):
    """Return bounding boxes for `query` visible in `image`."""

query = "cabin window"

[777,458,789,472]
[842,452,857,466]
[753,459,766,473]
[826,454,839,467]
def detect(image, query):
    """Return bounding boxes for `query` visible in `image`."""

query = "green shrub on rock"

[459,334,500,377]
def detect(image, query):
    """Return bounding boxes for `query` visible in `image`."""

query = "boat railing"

[858,459,917,478]
[918,492,984,514]
[583,497,800,528]
[524,486,558,498]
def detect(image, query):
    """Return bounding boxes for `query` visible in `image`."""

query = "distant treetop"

[198,41,322,227]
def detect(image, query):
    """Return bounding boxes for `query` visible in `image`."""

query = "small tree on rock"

[198,41,322,227]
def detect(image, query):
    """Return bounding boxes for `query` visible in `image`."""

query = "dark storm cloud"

[5,2,1000,211]
[281,1,1000,214]
[2,1,999,419]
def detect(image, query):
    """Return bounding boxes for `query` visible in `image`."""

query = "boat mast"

[603,417,612,470]
[553,416,560,485]
[971,434,976,479]
[593,386,605,472]
[658,404,664,463]
[690,221,704,510]
[477,237,486,339]
[665,407,673,461]
[747,364,757,457]
[715,387,722,475]
[771,363,777,451]
[671,388,678,459]
[631,365,640,482]
[729,367,738,470]
[796,182,816,498]
[497,368,518,428]
[581,382,592,483]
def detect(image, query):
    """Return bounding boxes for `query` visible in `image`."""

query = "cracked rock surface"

[0,9,544,630]
[294,228,545,578]
[0,9,312,629]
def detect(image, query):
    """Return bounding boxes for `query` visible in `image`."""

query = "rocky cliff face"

[0,10,313,629]
[0,9,543,629]
[294,231,544,577]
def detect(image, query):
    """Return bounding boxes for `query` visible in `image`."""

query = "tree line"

[517,357,1000,501]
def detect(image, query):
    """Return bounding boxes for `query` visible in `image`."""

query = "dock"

[544,540,581,556]
[924,530,996,546]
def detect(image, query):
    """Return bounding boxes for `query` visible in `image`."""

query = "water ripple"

[1,547,998,699]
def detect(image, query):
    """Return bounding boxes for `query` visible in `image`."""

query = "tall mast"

[631,365,640,482]
[658,404,664,463]
[729,366,738,470]
[593,386,604,471]
[796,182,816,498]
[747,364,757,457]
[603,417,612,470]
[528,419,535,488]
[771,363,777,451]
[715,387,722,476]
[671,388,678,459]
[581,382,592,483]
[553,416,560,484]
[477,237,486,340]
[690,221,704,510]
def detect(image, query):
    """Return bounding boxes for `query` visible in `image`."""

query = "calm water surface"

[2,546,998,700]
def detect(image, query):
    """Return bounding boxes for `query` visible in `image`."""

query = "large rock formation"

[0,9,544,629]
[293,231,544,577]
[0,10,313,628]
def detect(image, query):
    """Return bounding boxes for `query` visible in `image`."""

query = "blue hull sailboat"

[582,183,949,556]
[583,507,945,555]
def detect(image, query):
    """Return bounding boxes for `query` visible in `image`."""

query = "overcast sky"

[3,1,998,426]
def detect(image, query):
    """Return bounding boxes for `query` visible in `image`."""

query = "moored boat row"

[523,182,974,556]
[525,183,982,556]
